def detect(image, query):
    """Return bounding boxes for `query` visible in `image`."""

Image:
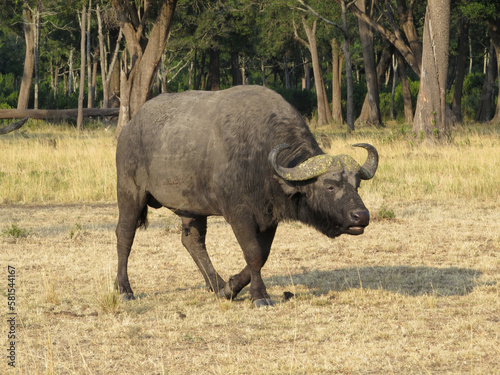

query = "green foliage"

[0,0,496,126]
[379,79,420,121]
[377,206,396,220]
[461,73,488,120]
[275,87,317,117]
[0,73,19,108]
[2,224,30,238]
[0,27,24,76]
[459,1,500,21]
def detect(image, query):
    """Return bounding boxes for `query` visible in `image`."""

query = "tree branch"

[294,0,344,32]
[0,117,29,135]
[292,19,310,49]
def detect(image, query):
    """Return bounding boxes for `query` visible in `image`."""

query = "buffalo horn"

[268,144,341,181]
[352,143,379,180]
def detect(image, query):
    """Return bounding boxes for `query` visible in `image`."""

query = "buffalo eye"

[323,178,339,193]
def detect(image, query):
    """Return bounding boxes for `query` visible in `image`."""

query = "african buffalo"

[115,85,378,307]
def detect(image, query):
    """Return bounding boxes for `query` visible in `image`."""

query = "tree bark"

[302,58,311,90]
[355,0,382,126]
[0,108,119,120]
[33,5,40,109]
[97,4,108,107]
[412,0,450,138]
[231,51,242,86]
[396,51,413,125]
[206,47,221,91]
[475,43,496,122]
[17,3,34,110]
[97,6,123,109]
[338,0,421,77]
[294,18,332,126]
[488,19,500,124]
[68,48,74,95]
[331,39,343,124]
[77,5,87,131]
[341,1,354,131]
[395,0,422,75]
[87,1,93,108]
[0,117,29,135]
[112,0,177,138]
[452,19,469,122]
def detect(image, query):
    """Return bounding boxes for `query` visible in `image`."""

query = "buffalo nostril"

[350,210,370,226]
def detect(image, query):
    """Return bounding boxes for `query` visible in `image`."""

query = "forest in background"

[0,0,499,134]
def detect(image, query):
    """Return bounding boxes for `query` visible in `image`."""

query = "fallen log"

[0,116,30,135]
[0,108,119,121]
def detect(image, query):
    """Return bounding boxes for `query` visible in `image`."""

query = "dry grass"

[0,121,116,204]
[0,120,499,205]
[1,202,499,374]
[0,120,499,374]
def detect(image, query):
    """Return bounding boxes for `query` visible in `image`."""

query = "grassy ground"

[0,120,499,374]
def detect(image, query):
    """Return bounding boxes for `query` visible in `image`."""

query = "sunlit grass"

[318,120,500,203]
[0,119,499,204]
[0,120,116,203]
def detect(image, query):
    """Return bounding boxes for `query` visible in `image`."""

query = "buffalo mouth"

[345,225,366,235]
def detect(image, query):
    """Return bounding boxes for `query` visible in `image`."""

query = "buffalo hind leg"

[225,223,277,307]
[116,196,147,301]
[180,216,227,297]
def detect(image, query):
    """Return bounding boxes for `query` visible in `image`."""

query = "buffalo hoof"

[221,280,239,300]
[122,293,136,301]
[253,298,274,308]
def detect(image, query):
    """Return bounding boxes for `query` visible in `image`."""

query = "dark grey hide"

[115,85,378,307]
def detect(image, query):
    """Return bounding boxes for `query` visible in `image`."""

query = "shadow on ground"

[267,266,486,297]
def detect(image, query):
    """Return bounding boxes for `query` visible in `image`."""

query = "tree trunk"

[488,19,500,124]
[412,1,450,138]
[195,52,206,90]
[355,0,382,126]
[97,4,108,108]
[231,51,242,86]
[0,117,29,135]
[112,0,177,138]
[475,43,496,122]
[341,0,421,77]
[391,55,397,119]
[77,5,87,131]
[97,5,123,109]
[17,3,34,110]
[91,46,98,107]
[87,1,93,108]
[396,51,413,125]
[294,18,332,126]
[302,57,311,90]
[109,58,121,108]
[452,19,469,123]
[261,59,266,87]
[0,108,119,120]
[396,0,422,75]
[341,1,354,131]
[284,55,291,89]
[206,47,220,91]
[33,5,40,109]
[331,39,343,124]
[68,48,74,95]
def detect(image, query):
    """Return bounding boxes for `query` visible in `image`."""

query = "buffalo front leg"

[225,222,277,307]
[180,216,227,297]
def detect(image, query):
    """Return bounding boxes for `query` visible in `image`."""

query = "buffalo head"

[269,143,379,238]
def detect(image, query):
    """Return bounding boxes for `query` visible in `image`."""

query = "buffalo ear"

[273,176,299,196]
